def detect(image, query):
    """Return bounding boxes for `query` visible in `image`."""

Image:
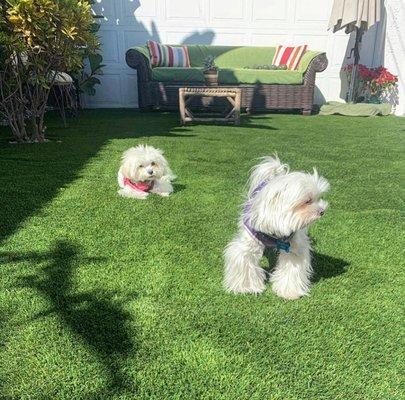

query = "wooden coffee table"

[179,87,241,125]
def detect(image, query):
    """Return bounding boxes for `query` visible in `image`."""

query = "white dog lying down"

[224,156,329,300]
[117,144,176,200]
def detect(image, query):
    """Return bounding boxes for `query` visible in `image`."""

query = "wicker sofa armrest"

[125,47,154,109]
[303,53,328,85]
[125,47,152,81]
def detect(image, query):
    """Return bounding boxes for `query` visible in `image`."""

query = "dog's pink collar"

[123,177,154,192]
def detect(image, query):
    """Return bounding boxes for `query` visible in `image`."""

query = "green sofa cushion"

[152,67,205,83]
[186,45,277,68]
[218,68,303,85]
[151,67,303,85]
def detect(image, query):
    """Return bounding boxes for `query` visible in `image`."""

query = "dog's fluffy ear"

[312,168,330,194]
[122,147,139,161]
[159,155,176,181]
[247,155,288,197]
[120,147,138,178]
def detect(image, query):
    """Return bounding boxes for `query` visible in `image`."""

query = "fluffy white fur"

[117,144,175,199]
[224,156,329,300]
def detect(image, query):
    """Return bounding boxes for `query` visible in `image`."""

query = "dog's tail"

[247,155,289,197]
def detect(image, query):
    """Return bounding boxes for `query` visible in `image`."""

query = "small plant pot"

[203,70,218,86]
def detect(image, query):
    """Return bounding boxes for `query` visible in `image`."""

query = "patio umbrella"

[328,0,381,102]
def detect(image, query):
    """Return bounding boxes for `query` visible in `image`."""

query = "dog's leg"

[224,229,266,294]
[117,169,125,189]
[117,186,149,200]
[151,179,173,197]
[270,230,312,300]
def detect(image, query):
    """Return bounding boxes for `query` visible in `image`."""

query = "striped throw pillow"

[272,45,308,71]
[147,40,190,68]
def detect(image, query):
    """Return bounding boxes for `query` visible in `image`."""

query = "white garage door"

[83,0,384,108]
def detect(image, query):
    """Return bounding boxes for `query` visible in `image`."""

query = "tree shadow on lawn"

[264,249,349,282]
[1,240,139,397]
[0,110,193,245]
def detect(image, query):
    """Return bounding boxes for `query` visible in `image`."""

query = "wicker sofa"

[126,45,328,115]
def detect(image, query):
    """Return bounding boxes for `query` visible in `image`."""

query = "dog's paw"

[118,188,148,200]
[271,284,309,300]
[159,192,171,197]
[224,278,266,295]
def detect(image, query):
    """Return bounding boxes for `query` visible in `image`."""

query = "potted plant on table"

[203,55,218,86]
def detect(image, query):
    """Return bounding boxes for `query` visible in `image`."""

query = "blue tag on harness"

[276,240,290,253]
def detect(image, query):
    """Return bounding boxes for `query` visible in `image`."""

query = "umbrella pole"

[347,26,363,103]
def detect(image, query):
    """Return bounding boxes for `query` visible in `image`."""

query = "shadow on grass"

[311,252,350,283]
[238,114,278,130]
[172,183,186,193]
[179,113,278,130]
[0,110,191,244]
[1,240,138,397]
[141,126,196,137]
[264,249,349,282]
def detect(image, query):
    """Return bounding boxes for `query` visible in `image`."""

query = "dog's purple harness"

[243,181,292,253]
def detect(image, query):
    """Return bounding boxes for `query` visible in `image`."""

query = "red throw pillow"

[272,45,308,71]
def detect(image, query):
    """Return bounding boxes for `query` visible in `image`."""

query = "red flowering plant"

[343,64,398,103]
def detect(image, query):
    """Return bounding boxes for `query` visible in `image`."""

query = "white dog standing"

[224,156,329,300]
[117,144,175,200]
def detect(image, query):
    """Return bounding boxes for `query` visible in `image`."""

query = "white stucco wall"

[84,0,402,114]
[383,0,405,116]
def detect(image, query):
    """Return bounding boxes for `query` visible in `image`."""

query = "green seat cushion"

[151,67,303,85]
[151,67,205,83]
[218,68,303,85]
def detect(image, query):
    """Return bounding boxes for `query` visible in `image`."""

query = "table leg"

[234,91,241,125]
[179,89,186,124]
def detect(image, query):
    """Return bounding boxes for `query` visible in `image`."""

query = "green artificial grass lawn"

[0,110,404,399]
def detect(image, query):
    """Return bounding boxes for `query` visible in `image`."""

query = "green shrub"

[0,0,99,142]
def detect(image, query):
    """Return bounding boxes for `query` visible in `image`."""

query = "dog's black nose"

[319,210,325,216]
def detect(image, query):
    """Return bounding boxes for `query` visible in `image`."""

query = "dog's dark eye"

[151,162,156,166]
[305,199,312,204]
[139,165,144,168]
